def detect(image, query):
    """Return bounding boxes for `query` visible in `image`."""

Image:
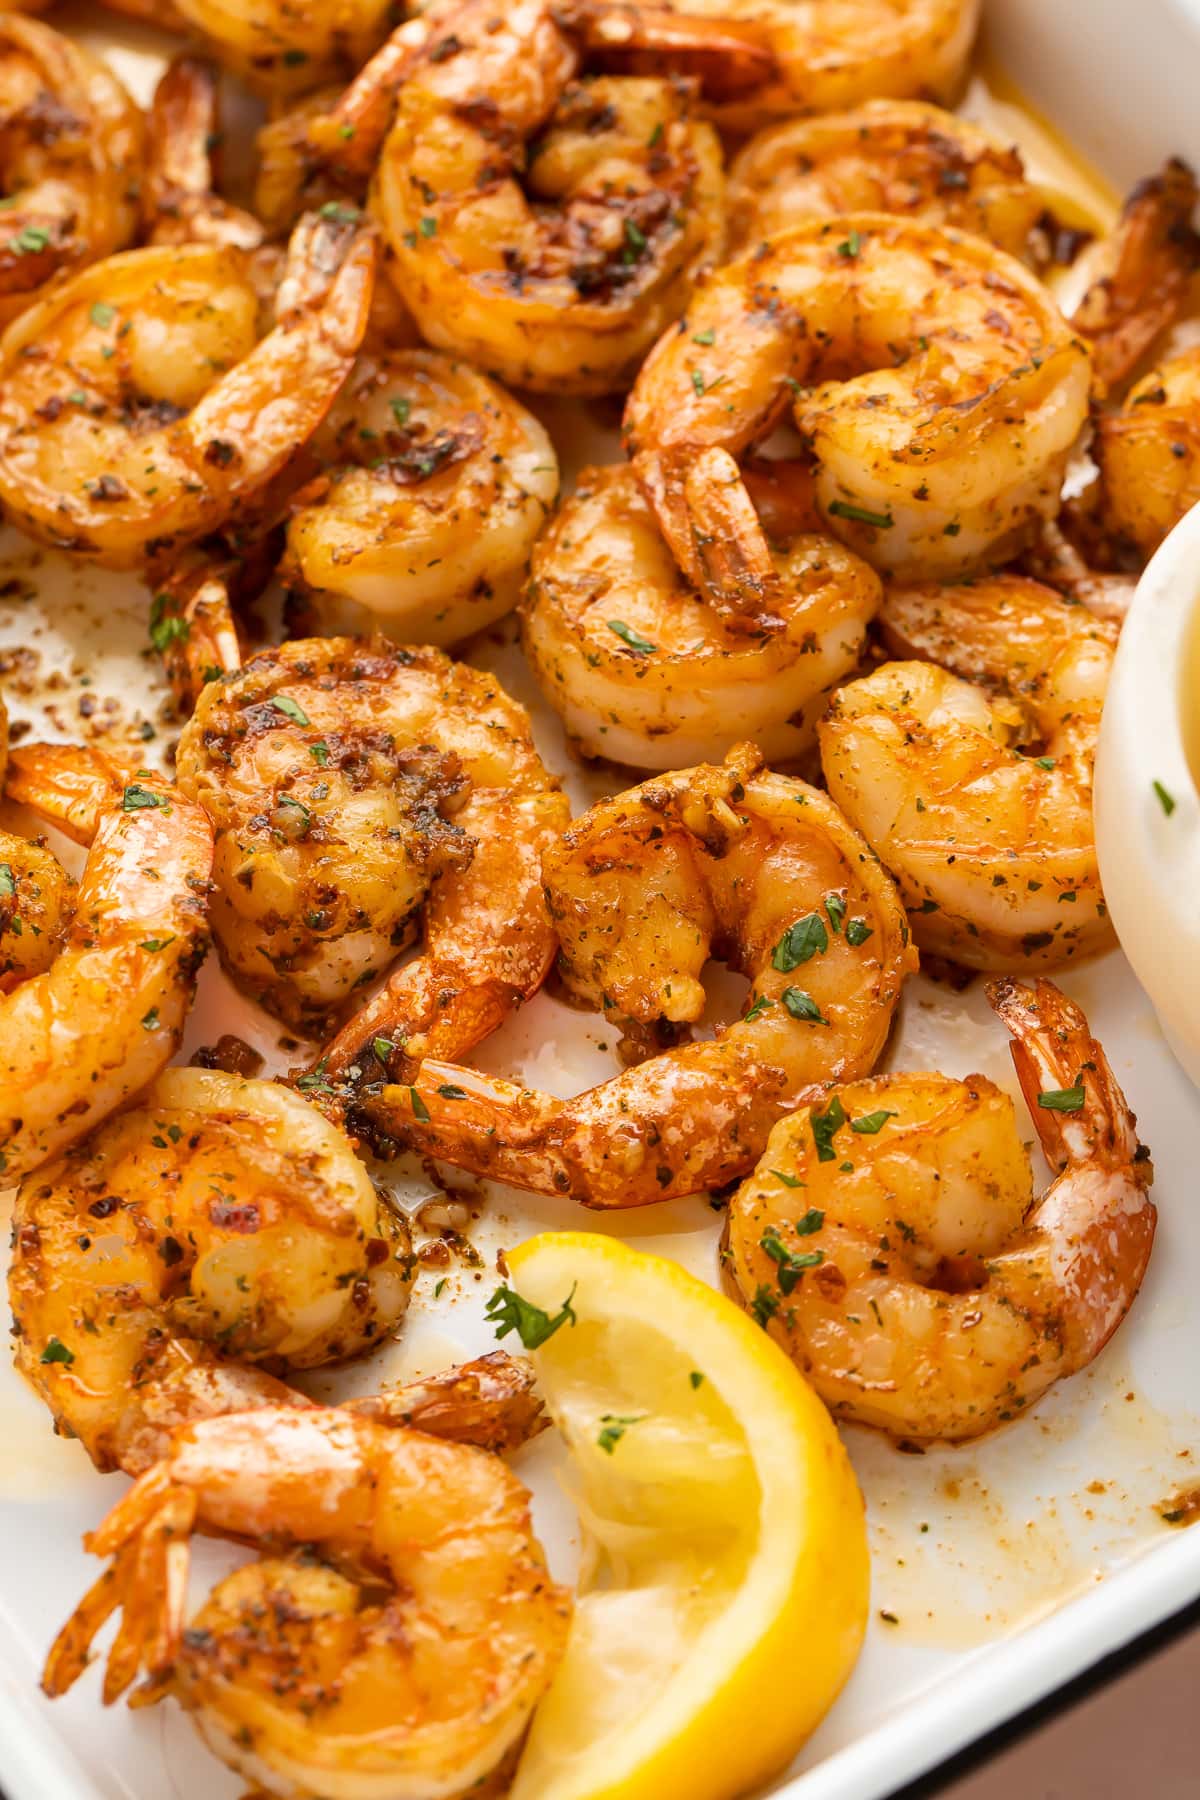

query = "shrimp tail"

[346,1350,547,1450]
[44,1469,196,1704]
[4,742,130,844]
[987,976,1150,1178]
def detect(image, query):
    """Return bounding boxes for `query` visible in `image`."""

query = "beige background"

[939,1628,1200,1799]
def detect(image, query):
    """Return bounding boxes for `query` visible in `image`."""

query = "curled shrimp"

[727,977,1155,1441]
[727,100,1044,261]
[9,1068,414,1475]
[1092,344,1200,558]
[282,348,559,645]
[371,0,726,395]
[624,216,1092,619]
[1069,157,1200,392]
[637,0,980,132]
[819,575,1117,970]
[168,0,396,96]
[0,743,212,1178]
[0,15,143,324]
[0,210,375,567]
[44,1405,573,1799]
[361,743,916,1207]
[174,636,568,1043]
[521,459,881,769]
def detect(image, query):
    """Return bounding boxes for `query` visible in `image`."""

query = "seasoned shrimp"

[0,744,212,1178]
[624,217,1092,616]
[0,210,375,567]
[1069,157,1200,392]
[637,0,980,131]
[0,689,74,988]
[283,349,559,645]
[827,574,1111,952]
[727,100,1044,260]
[169,0,396,96]
[521,460,881,769]
[44,1406,573,1800]
[819,575,1116,969]
[362,743,916,1207]
[727,978,1155,1440]
[143,55,271,256]
[175,636,568,1046]
[0,16,143,324]
[9,1069,414,1474]
[1093,344,1200,557]
[372,0,726,395]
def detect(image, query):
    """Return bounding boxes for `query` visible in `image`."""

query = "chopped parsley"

[270,694,310,725]
[607,619,656,654]
[828,499,895,530]
[485,1282,577,1349]
[1037,1085,1085,1113]
[811,1094,847,1162]
[781,987,825,1023]
[851,1109,897,1135]
[772,912,828,971]
[597,1413,645,1453]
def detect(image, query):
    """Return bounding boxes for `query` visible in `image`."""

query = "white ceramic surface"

[3,7,1200,1800]
[1097,506,1200,1089]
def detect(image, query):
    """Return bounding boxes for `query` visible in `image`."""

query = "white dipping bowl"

[1096,503,1200,1085]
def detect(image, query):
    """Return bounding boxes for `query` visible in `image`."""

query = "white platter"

[3,3,1200,1798]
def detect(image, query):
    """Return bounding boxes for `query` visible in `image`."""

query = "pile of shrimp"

[0,1,1188,1794]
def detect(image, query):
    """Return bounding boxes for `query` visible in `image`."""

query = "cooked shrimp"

[169,0,396,96]
[624,217,1092,618]
[361,742,915,1207]
[0,16,143,325]
[175,636,568,1046]
[636,0,980,131]
[819,575,1116,969]
[727,977,1155,1440]
[282,348,559,645]
[44,1406,572,1799]
[1069,157,1200,392]
[727,100,1044,260]
[143,55,271,256]
[371,0,726,395]
[521,460,881,769]
[1092,344,1200,558]
[0,210,375,567]
[0,744,212,1178]
[0,689,74,988]
[9,1068,414,1474]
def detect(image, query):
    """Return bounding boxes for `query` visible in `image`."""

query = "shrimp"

[820,574,1116,968]
[0,16,143,325]
[0,688,74,988]
[727,100,1044,261]
[174,636,568,1046]
[0,743,212,1178]
[361,742,916,1208]
[634,0,980,132]
[623,217,1092,618]
[168,0,397,96]
[727,977,1155,1440]
[282,348,559,646]
[371,0,726,395]
[9,1068,415,1474]
[521,459,882,769]
[0,209,375,567]
[1069,157,1200,392]
[142,55,272,257]
[43,1406,573,1799]
[1092,344,1200,558]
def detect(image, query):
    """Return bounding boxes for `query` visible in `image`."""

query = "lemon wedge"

[506,1231,868,1800]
